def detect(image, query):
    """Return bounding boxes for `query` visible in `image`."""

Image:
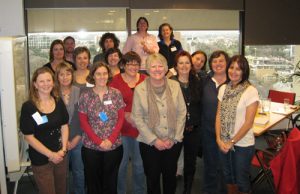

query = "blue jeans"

[118,136,145,194]
[202,129,227,194]
[219,145,255,193]
[68,141,85,194]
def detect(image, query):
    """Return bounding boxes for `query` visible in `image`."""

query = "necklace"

[178,79,191,121]
[61,87,71,105]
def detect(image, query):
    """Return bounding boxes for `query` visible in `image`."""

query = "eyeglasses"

[126,62,140,67]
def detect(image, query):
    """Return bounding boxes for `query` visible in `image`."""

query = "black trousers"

[139,142,182,194]
[81,146,123,194]
[183,129,200,177]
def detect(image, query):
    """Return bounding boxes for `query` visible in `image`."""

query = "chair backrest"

[292,113,300,129]
[268,89,296,104]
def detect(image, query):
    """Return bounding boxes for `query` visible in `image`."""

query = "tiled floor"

[7,156,272,194]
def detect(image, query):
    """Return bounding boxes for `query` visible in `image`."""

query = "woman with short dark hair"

[110,51,146,194]
[123,17,159,72]
[93,32,120,63]
[201,50,230,194]
[73,46,91,89]
[105,48,123,76]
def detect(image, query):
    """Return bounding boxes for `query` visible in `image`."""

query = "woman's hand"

[67,136,82,151]
[99,139,113,150]
[67,141,74,150]
[48,152,64,164]
[154,139,167,150]
[163,139,174,149]
[217,139,230,153]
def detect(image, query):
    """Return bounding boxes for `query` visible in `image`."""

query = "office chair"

[251,131,287,193]
[270,128,300,194]
[268,89,296,130]
[268,89,296,104]
[292,113,300,129]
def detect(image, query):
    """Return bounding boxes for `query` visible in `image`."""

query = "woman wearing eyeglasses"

[110,51,147,194]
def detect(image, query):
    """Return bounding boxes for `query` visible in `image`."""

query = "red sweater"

[110,73,146,138]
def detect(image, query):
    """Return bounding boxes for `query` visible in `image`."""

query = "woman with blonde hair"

[56,62,85,194]
[20,67,69,194]
[131,53,186,193]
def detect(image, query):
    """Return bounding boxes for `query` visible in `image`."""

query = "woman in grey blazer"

[131,53,186,194]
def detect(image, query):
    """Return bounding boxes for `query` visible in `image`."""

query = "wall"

[0,0,25,36]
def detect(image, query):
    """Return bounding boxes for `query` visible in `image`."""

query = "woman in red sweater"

[110,51,147,194]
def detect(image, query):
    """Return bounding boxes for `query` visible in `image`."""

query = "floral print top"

[78,87,125,151]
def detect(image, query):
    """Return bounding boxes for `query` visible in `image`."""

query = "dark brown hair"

[87,62,112,85]
[227,55,250,84]
[136,17,149,32]
[158,23,174,40]
[49,39,65,62]
[73,46,91,62]
[191,50,207,71]
[208,50,230,71]
[99,33,120,52]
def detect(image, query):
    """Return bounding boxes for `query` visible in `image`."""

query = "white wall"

[0,0,25,36]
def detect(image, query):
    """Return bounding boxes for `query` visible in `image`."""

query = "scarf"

[146,77,177,138]
[220,81,250,142]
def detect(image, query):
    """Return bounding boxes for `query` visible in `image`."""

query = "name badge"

[86,82,94,87]
[32,112,48,125]
[99,112,108,122]
[104,100,112,105]
[171,46,177,52]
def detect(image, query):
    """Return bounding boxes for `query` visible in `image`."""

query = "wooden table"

[253,102,300,136]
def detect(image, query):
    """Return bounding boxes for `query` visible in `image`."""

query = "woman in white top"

[215,55,259,194]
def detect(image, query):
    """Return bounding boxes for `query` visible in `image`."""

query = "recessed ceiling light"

[163,16,167,20]
[109,10,116,13]
[153,10,159,13]
[108,13,114,15]
[145,13,150,16]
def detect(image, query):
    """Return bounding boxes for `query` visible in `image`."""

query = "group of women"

[20,16,259,194]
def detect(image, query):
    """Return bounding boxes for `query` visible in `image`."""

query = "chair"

[268,89,296,104]
[251,131,287,193]
[268,89,296,130]
[270,128,300,194]
[292,113,300,129]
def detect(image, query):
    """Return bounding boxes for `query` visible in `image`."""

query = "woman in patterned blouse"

[78,62,125,194]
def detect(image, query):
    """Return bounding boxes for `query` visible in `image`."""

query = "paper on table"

[271,106,288,115]
[254,116,269,125]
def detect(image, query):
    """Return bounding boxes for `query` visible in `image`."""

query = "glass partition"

[245,45,300,101]
[27,8,127,75]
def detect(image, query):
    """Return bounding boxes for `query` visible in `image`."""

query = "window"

[245,45,300,101]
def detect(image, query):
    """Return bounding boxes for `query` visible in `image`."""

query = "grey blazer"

[131,79,186,145]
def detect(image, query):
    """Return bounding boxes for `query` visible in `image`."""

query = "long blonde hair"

[29,67,59,107]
